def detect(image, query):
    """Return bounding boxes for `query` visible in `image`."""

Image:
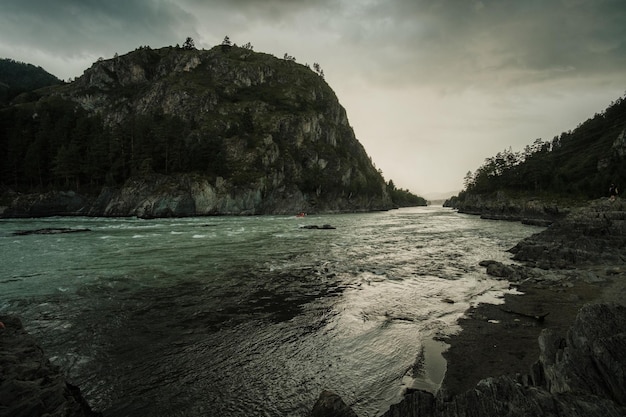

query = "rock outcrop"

[510,198,626,268]
[0,316,101,417]
[444,191,569,226]
[0,191,92,218]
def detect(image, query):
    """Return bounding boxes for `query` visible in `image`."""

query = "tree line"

[0,96,236,191]
[0,58,62,104]
[387,180,427,206]
[462,94,626,199]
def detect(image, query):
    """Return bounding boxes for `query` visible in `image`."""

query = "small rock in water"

[12,227,91,236]
[311,390,358,417]
[301,224,336,230]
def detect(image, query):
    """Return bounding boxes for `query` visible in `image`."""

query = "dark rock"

[485,262,518,279]
[510,199,626,267]
[0,315,102,417]
[539,303,626,405]
[301,224,336,230]
[310,390,358,417]
[521,218,554,227]
[12,228,91,236]
[382,389,435,417]
[480,260,539,283]
[445,192,569,224]
[1,191,92,218]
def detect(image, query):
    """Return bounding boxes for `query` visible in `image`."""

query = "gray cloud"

[6,0,623,87]
[328,0,626,89]
[183,0,338,19]
[1,0,195,58]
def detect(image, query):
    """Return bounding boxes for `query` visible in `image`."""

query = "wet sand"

[440,266,626,397]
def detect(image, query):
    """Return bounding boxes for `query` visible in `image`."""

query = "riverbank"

[442,197,626,395]
[306,198,626,416]
[441,265,624,397]
[377,197,626,416]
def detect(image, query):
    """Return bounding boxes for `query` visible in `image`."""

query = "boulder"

[478,260,540,282]
[537,303,626,404]
[301,224,336,230]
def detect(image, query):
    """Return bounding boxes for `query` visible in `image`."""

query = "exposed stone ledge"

[379,303,626,417]
[444,191,572,226]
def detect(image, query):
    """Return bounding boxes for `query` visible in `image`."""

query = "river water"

[0,207,540,417]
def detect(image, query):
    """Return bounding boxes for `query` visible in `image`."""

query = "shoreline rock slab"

[444,191,570,225]
[0,315,101,417]
[380,303,626,417]
[510,199,626,267]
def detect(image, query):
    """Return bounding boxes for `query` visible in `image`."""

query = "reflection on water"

[0,207,540,416]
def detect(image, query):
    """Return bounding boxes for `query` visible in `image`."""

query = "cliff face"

[0,45,392,217]
[88,172,385,217]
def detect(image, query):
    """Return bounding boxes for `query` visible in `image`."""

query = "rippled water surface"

[0,207,540,416]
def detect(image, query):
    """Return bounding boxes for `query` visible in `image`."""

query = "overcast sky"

[2,0,626,198]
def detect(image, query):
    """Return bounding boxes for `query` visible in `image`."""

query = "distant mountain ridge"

[0,44,420,217]
[0,58,62,105]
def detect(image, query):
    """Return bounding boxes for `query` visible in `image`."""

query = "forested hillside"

[460,94,626,200]
[0,43,425,216]
[0,58,62,105]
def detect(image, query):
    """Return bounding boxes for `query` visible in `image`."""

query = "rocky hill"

[0,44,395,217]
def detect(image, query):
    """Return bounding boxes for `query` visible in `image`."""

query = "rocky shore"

[0,174,393,218]
[0,316,101,417]
[443,191,573,226]
[313,198,626,417]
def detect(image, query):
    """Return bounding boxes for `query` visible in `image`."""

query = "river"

[0,206,540,416]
